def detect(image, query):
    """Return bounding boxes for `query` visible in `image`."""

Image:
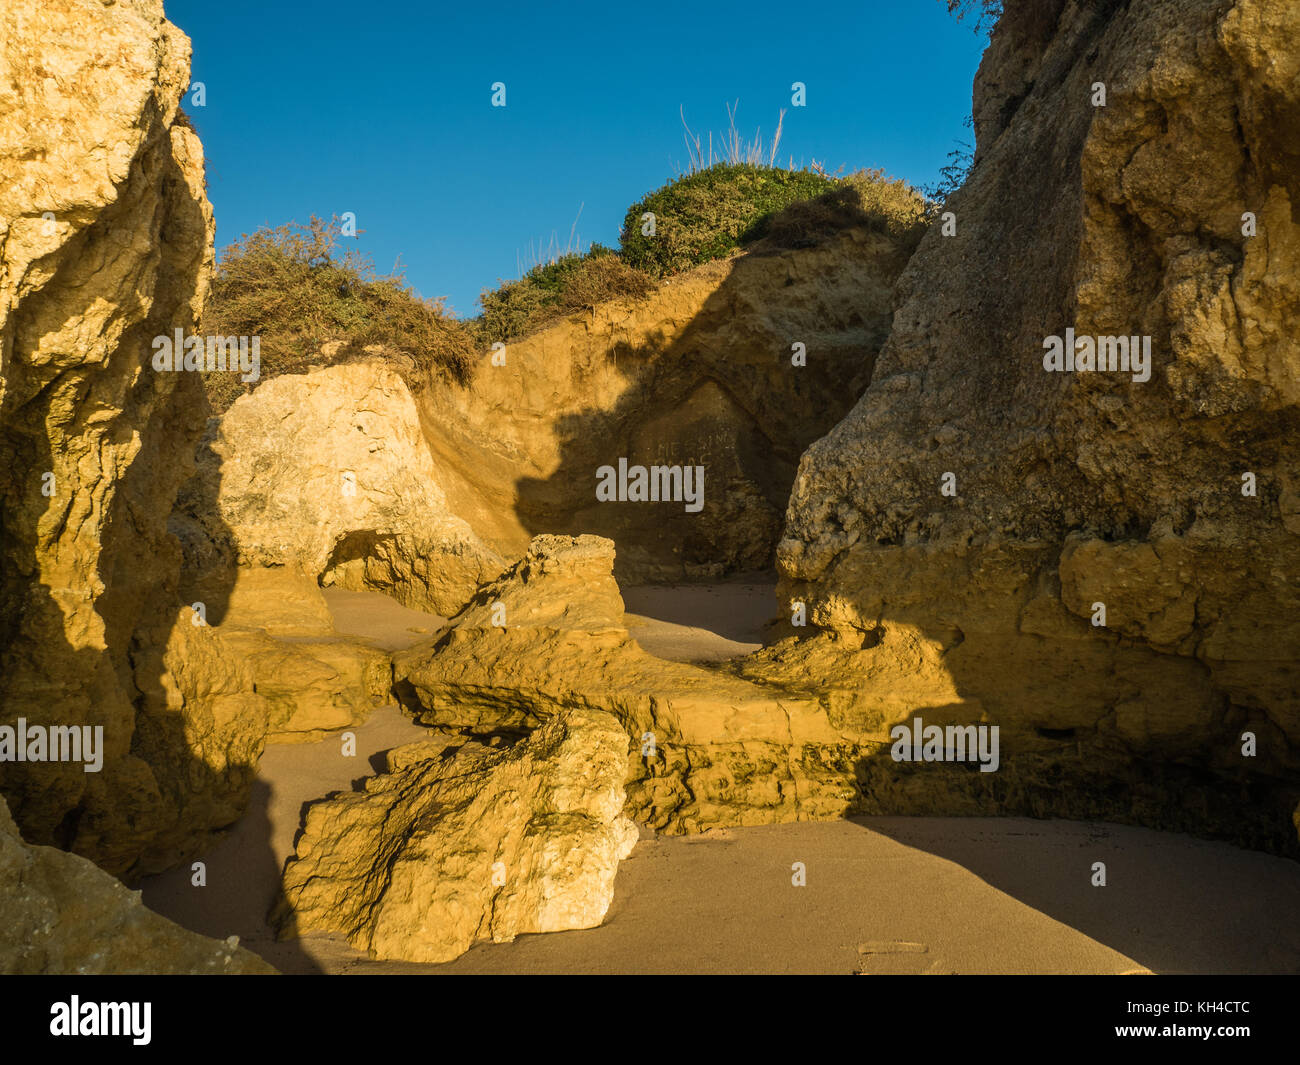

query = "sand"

[622,579,772,661]
[139,583,1300,975]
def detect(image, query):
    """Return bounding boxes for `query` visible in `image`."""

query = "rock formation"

[5,0,1299,978]
[0,0,228,876]
[0,0,395,884]
[394,536,859,832]
[273,705,638,964]
[417,228,912,581]
[0,796,272,974]
[180,358,501,616]
[161,567,390,744]
[778,0,1300,852]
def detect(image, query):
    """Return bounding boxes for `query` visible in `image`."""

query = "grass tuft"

[476,243,655,344]
[619,163,838,278]
[620,163,930,277]
[754,168,932,252]
[200,215,475,410]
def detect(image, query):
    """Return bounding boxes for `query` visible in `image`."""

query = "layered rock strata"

[394,536,862,832]
[778,0,1300,852]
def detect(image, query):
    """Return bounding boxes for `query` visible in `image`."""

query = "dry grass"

[476,244,654,344]
[680,101,787,173]
[201,215,475,411]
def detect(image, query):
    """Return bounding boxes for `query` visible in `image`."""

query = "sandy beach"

[138,585,1300,975]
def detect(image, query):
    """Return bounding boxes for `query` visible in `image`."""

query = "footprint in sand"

[855,941,942,975]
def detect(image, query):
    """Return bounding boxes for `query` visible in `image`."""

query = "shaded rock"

[182,359,502,616]
[418,229,913,581]
[273,707,637,964]
[0,0,395,877]
[0,796,272,974]
[100,568,390,875]
[0,0,234,874]
[778,0,1300,852]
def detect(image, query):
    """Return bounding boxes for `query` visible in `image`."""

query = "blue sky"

[170,0,987,318]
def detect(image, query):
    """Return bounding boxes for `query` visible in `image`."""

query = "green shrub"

[475,243,654,344]
[619,163,838,278]
[201,215,474,411]
[755,168,933,251]
[474,164,932,344]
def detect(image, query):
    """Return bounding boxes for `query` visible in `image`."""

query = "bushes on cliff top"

[204,167,932,379]
[618,163,837,278]
[475,165,930,343]
[618,163,930,277]
[475,244,655,345]
[753,168,932,251]
[201,215,474,411]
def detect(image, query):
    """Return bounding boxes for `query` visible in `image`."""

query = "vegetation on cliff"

[201,216,476,410]
[201,163,930,395]
[478,165,929,343]
[618,164,837,277]
[476,243,656,345]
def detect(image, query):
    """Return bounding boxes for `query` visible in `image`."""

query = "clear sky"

[169,0,988,318]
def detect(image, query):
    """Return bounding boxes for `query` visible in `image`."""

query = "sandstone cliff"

[0,0,391,884]
[778,0,1300,852]
[179,358,502,616]
[192,221,913,603]
[0,0,226,875]
[416,228,912,582]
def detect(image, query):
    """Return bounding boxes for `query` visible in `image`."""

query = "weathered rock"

[0,0,231,875]
[273,707,638,964]
[101,560,392,873]
[394,536,862,831]
[778,0,1300,852]
[0,795,272,974]
[0,0,395,880]
[418,229,913,581]
[182,359,502,616]
[162,567,389,740]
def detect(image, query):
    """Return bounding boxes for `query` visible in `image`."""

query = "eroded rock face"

[0,0,391,881]
[394,536,861,832]
[779,0,1300,852]
[161,567,389,744]
[419,229,912,582]
[0,0,225,875]
[181,359,502,616]
[0,796,272,974]
[273,706,638,964]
